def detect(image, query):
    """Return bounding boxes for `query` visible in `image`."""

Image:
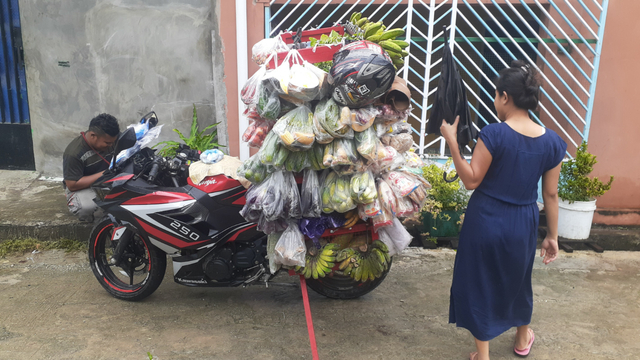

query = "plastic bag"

[320,170,335,213]
[278,97,298,117]
[272,105,316,151]
[377,217,412,255]
[350,106,378,132]
[384,171,420,197]
[251,36,288,65]
[312,99,336,144]
[258,216,288,235]
[274,221,307,267]
[358,199,382,220]
[378,146,404,172]
[396,196,415,218]
[332,174,357,213]
[372,207,394,233]
[241,66,267,105]
[242,118,274,148]
[241,173,287,225]
[282,171,302,219]
[391,121,412,134]
[273,144,291,169]
[308,142,328,170]
[243,106,262,121]
[376,104,411,124]
[262,171,286,221]
[240,184,262,222]
[316,100,353,139]
[200,149,224,164]
[304,61,330,99]
[324,138,358,167]
[267,231,283,274]
[284,148,311,173]
[237,154,269,184]
[389,133,414,153]
[301,169,322,218]
[354,126,380,161]
[258,131,280,165]
[114,125,163,166]
[257,81,281,120]
[408,183,428,208]
[332,162,361,176]
[264,57,291,94]
[377,178,398,215]
[287,63,321,101]
[350,170,377,204]
[403,151,425,168]
[320,170,356,213]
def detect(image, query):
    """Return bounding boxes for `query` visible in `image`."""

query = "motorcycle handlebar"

[147,161,161,182]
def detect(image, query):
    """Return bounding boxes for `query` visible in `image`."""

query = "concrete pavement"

[0,248,639,360]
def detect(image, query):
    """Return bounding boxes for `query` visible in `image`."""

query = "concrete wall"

[18,0,229,176]
[588,0,640,226]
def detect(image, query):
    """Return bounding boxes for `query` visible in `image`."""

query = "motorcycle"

[89,112,391,301]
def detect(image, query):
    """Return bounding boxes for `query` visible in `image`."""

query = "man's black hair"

[88,113,120,137]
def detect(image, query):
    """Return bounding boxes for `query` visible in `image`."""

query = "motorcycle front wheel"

[88,217,166,301]
[305,258,392,300]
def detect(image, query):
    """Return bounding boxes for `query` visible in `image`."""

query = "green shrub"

[558,141,613,202]
[421,158,470,219]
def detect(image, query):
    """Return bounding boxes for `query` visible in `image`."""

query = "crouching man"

[63,114,120,222]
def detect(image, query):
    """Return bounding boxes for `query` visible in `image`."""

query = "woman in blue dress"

[440,60,567,360]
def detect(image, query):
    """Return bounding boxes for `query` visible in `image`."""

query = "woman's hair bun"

[496,60,541,111]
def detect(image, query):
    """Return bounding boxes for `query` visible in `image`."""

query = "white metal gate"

[265,0,608,159]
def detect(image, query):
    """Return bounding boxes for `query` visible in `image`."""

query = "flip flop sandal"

[469,352,478,360]
[514,328,535,357]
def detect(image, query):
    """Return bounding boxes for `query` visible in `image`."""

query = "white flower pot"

[557,198,597,240]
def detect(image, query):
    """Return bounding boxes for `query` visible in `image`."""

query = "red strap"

[299,275,320,360]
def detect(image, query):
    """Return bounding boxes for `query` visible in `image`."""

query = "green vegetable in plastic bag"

[355,126,380,161]
[238,154,269,184]
[324,138,358,167]
[316,99,353,139]
[273,143,291,168]
[285,149,310,173]
[259,131,280,165]
[272,105,316,151]
[350,170,377,204]
[257,81,281,120]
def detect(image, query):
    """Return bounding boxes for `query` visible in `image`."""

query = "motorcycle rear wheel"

[88,217,166,301]
[305,259,392,299]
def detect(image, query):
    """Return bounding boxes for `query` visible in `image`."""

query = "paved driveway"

[0,248,638,359]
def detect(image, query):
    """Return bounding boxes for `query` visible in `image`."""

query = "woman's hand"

[540,237,559,265]
[440,115,460,145]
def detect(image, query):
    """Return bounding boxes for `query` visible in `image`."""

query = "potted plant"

[557,141,614,240]
[419,159,470,246]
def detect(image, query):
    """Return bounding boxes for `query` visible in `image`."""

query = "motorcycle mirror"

[140,111,158,129]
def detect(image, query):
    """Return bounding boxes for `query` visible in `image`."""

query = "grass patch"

[0,238,87,257]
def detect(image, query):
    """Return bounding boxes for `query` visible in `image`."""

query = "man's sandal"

[513,328,535,357]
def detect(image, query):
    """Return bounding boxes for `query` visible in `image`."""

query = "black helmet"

[329,41,395,108]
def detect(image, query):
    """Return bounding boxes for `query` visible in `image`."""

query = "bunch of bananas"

[295,243,340,279]
[343,209,360,228]
[349,12,410,69]
[336,240,390,282]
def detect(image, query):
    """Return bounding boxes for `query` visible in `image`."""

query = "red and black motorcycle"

[89,112,391,301]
